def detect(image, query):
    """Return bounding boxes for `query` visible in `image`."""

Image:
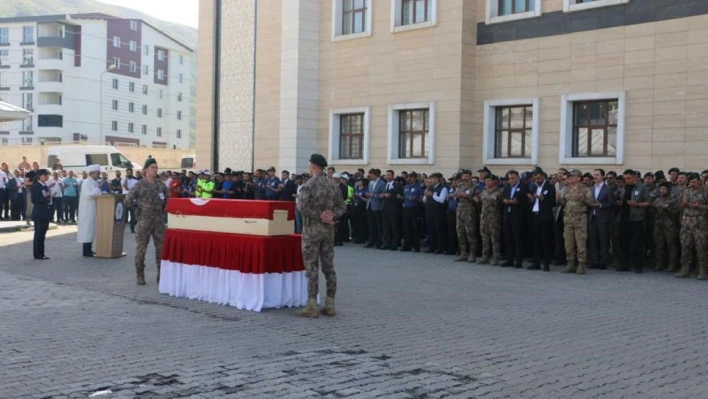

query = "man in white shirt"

[123,167,139,232]
[48,171,65,223]
[423,173,448,254]
[0,165,8,220]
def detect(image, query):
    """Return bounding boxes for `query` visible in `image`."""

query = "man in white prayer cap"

[77,164,102,257]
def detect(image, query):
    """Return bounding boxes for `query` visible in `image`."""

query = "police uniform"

[126,158,169,285]
[31,169,52,260]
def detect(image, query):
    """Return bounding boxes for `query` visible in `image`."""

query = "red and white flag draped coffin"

[166,198,295,236]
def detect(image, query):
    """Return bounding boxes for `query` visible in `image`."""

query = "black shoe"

[83,253,94,257]
[514,263,523,269]
[527,264,541,270]
[501,262,513,267]
[334,242,343,247]
[364,243,374,248]
[40,256,49,260]
[553,260,567,266]
[424,249,435,254]
[413,248,420,253]
[634,268,643,274]
[588,264,598,269]
[617,267,630,272]
[598,264,606,270]
[390,246,398,251]
[436,250,444,255]
[400,247,411,252]
[542,265,550,272]
[445,251,456,255]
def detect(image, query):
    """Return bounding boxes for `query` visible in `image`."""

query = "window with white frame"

[22,138,33,144]
[22,26,34,43]
[179,73,183,83]
[159,89,163,99]
[157,108,162,118]
[129,61,137,72]
[482,99,539,166]
[387,102,436,165]
[328,107,370,165]
[144,44,149,55]
[486,0,542,25]
[0,49,8,66]
[112,79,119,89]
[391,0,437,33]
[142,124,147,134]
[157,127,162,137]
[23,93,33,110]
[130,20,138,31]
[129,82,135,92]
[177,92,182,102]
[176,129,182,139]
[129,40,137,52]
[22,71,33,88]
[564,0,629,12]
[128,122,134,133]
[559,92,625,165]
[113,57,121,69]
[177,110,182,120]
[111,121,118,131]
[143,64,148,76]
[157,50,165,61]
[179,54,183,65]
[129,102,134,112]
[157,69,164,80]
[22,48,33,66]
[142,104,147,114]
[112,99,118,110]
[0,71,7,88]
[23,116,33,132]
[113,36,120,47]
[0,28,8,44]
[142,85,148,95]
[332,0,372,41]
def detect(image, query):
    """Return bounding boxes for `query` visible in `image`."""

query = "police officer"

[401,172,422,252]
[31,169,52,260]
[127,158,169,285]
[296,154,346,318]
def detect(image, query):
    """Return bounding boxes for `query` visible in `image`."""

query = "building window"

[129,40,137,52]
[113,36,120,48]
[22,48,33,66]
[178,73,183,83]
[0,49,8,66]
[564,0,629,12]
[23,116,33,132]
[0,71,7,88]
[344,0,367,35]
[142,124,147,135]
[157,127,162,137]
[22,137,33,144]
[485,0,542,24]
[328,107,370,165]
[177,92,182,102]
[179,54,183,65]
[177,110,182,120]
[129,61,137,72]
[159,89,163,99]
[112,99,118,110]
[144,44,149,55]
[112,121,118,131]
[157,108,162,118]
[176,129,182,139]
[559,92,626,165]
[387,103,435,165]
[483,99,539,165]
[142,105,147,115]
[22,71,33,88]
[391,0,437,32]
[129,102,135,112]
[130,20,138,31]
[23,93,33,110]
[128,122,134,133]
[157,69,164,80]
[113,57,121,70]
[22,26,34,43]
[157,50,165,61]
[340,113,365,159]
[129,82,135,92]
[142,85,148,95]
[0,28,8,44]
[112,79,119,89]
[143,64,148,76]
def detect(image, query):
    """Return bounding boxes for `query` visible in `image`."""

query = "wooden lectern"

[94,194,127,258]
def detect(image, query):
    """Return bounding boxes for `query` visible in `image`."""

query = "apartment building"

[0,13,192,148]
[197,0,708,175]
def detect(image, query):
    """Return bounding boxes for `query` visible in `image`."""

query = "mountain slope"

[0,0,197,147]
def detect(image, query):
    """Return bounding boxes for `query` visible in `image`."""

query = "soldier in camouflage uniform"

[677,173,708,280]
[126,158,169,285]
[643,173,659,268]
[454,169,480,263]
[296,154,347,318]
[478,175,502,265]
[653,182,680,272]
[559,169,593,275]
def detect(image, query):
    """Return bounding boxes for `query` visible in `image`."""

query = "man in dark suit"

[588,168,615,269]
[502,170,528,268]
[31,169,52,260]
[527,167,556,271]
[278,170,297,201]
[381,170,403,250]
[365,169,385,249]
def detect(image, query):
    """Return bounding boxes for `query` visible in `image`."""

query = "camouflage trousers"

[654,217,679,270]
[135,217,165,271]
[302,224,337,299]
[564,213,588,264]
[680,216,707,270]
[456,208,477,254]
[480,217,500,260]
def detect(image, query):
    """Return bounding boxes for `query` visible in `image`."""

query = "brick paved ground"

[1,226,708,399]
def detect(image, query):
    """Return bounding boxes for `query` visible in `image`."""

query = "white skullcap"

[332,172,340,178]
[88,164,101,173]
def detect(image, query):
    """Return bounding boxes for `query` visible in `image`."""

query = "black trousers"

[447,212,458,253]
[335,211,350,243]
[402,207,420,250]
[33,217,50,258]
[351,205,368,243]
[10,195,22,220]
[382,209,401,248]
[64,196,77,221]
[504,216,524,265]
[128,208,137,232]
[621,220,645,270]
[366,209,383,247]
[0,188,8,218]
[588,215,610,266]
[53,197,64,222]
[531,214,554,266]
[425,209,446,251]
[554,213,566,263]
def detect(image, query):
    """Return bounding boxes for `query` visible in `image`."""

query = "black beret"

[459,169,472,175]
[622,169,635,175]
[144,157,157,169]
[308,153,327,168]
[687,172,701,181]
[668,167,680,174]
[659,182,672,189]
[533,166,545,176]
[37,169,50,176]
[485,174,498,181]
[478,166,491,174]
[644,172,654,178]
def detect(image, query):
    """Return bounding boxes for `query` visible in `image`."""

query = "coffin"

[166,198,295,236]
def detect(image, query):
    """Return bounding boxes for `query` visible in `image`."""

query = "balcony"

[37,23,73,49]
[37,48,68,69]
[37,70,63,93]
[36,104,63,115]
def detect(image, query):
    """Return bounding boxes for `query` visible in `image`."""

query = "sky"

[96,0,199,28]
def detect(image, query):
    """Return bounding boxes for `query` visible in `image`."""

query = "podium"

[94,194,127,259]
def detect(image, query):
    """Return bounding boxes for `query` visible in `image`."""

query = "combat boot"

[478,256,489,265]
[136,268,146,286]
[697,265,707,281]
[320,297,336,317]
[576,263,586,275]
[454,253,468,262]
[467,253,476,263]
[675,265,690,278]
[295,298,319,318]
[562,260,576,274]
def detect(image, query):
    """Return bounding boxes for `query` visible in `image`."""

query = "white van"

[46,145,141,175]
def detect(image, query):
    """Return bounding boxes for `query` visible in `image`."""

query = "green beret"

[309,153,327,168]
[144,157,157,169]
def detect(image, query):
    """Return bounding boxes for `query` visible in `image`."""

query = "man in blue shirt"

[253,169,267,200]
[62,170,79,223]
[265,166,281,200]
[401,172,423,252]
[446,175,459,255]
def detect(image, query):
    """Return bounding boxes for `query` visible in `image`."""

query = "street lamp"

[98,63,118,145]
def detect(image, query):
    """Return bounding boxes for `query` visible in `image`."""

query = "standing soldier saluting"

[296,153,346,318]
[558,169,593,275]
[127,158,169,286]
